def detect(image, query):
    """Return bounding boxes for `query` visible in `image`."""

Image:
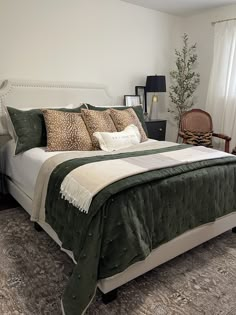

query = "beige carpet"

[1,207,236,315]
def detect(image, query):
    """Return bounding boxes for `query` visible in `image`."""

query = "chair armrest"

[212,132,231,141]
[213,132,231,153]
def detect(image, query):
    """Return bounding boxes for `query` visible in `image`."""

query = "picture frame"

[135,86,146,113]
[124,95,141,107]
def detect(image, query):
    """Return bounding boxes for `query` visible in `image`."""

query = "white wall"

[2,1,236,141]
[0,0,181,111]
[182,5,236,110]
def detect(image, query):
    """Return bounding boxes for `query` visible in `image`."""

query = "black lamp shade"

[146,75,166,92]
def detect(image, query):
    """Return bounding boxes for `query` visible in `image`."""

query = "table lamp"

[146,75,166,120]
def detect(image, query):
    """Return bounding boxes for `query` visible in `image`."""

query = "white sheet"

[1,140,61,198]
[1,139,176,200]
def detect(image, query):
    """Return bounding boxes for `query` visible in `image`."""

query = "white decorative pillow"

[93,124,141,152]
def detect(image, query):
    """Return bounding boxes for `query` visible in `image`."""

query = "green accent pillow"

[7,105,87,154]
[86,104,148,136]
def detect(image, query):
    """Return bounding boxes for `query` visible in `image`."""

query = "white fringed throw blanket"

[60,146,231,214]
[32,140,176,222]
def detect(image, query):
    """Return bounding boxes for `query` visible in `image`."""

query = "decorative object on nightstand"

[146,75,166,120]
[145,119,166,141]
[124,95,141,107]
[135,86,146,113]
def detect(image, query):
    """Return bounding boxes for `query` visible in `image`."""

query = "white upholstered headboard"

[0,79,113,137]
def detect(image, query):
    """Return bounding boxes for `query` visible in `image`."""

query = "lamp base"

[149,94,158,120]
[152,95,158,102]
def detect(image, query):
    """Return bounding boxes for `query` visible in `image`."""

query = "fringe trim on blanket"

[60,177,93,214]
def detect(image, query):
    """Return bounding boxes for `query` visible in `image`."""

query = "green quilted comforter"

[44,145,236,315]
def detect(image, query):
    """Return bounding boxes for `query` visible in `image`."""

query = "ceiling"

[122,0,236,16]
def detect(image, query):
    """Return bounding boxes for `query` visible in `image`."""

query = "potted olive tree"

[168,33,200,141]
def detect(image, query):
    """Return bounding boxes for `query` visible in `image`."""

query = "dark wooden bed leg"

[232,227,236,233]
[102,289,118,304]
[34,222,43,232]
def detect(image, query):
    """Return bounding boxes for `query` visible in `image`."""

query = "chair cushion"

[184,129,213,147]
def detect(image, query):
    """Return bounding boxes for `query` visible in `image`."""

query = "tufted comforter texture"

[41,144,236,315]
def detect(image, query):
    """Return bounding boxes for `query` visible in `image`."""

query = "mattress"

[1,139,175,200]
[1,140,61,199]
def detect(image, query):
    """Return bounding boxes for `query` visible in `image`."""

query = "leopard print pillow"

[42,109,93,151]
[184,129,213,147]
[81,109,117,149]
[109,108,148,142]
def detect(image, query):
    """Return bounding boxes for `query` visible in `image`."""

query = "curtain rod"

[212,17,236,25]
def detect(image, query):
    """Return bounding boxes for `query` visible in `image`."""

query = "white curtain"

[206,20,236,151]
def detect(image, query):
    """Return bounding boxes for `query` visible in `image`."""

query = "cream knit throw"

[60,146,231,214]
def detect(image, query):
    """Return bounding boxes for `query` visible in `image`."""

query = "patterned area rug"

[1,208,236,315]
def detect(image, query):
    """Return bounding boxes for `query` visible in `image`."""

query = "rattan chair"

[178,109,231,153]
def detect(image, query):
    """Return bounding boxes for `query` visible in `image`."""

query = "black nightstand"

[145,119,166,141]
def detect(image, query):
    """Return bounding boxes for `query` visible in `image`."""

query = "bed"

[1,79,236,315]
